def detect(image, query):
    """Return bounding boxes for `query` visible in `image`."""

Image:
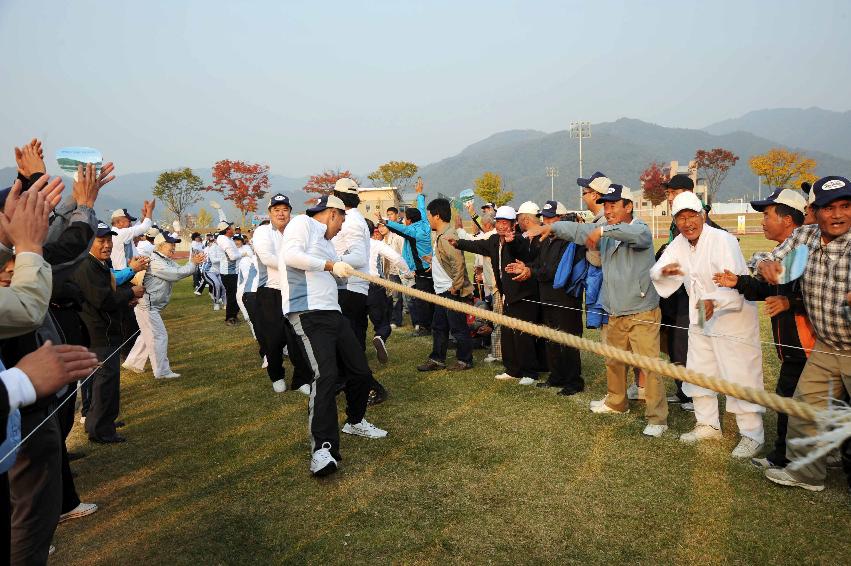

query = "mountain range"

[3,107,850,218]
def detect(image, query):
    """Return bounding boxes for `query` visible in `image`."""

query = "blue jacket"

[385,194,432,273]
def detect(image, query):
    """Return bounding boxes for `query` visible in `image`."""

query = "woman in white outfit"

[650,191,765,458]
[123,233,205,379]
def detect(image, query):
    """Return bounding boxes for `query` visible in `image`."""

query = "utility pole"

[545,166,558,200]
[570,121,591,209]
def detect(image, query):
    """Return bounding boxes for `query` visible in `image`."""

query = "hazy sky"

[1,0,849,176]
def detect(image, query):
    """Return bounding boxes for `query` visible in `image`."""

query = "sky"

[1,0,850,176]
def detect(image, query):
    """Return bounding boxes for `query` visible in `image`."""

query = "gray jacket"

[139,251,197,311]
[551,218,659,316]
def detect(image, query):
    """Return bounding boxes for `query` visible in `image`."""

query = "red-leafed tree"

[209,160,270,226]
[303,169,359,196]
[639,161,668,206]
[694,148,739,204]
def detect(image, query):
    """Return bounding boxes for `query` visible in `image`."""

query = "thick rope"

[353,270,820,422]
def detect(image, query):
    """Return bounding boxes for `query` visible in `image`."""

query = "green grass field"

[55,234,850,564]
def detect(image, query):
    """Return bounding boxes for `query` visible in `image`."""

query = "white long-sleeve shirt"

[279,215,340,315]
[368,239,410,278]
[216,234,246,275]
[331,208,370,295]
[252,224,285,289]
[111,217,152,269]
[238,256,260,295]
[136,240,155,258]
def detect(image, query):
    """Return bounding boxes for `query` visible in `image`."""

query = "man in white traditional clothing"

[650,191,765,458]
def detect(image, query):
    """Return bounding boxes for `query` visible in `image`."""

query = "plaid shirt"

[749,224,851,351]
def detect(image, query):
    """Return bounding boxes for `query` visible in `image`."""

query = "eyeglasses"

[582,190,595,197]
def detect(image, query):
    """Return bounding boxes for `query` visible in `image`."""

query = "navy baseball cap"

[268,193,292,209]
[577,171,607,188]
[232,234,244,242]
[595,184,636,204]
[811,176,851,207]
[306,194,346,217]
[95,221,117,237]
[162,232,182,244]
[481,202,495,210]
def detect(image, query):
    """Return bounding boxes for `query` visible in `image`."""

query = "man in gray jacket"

[526,184,669,437]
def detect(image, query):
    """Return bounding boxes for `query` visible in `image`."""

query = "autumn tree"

[367,161,418,190]
[196,207,213,229]
[473,172,514,207]
[209,160,270,226]
[639,161,668,207]
[749,148,818,189]
[152,168,205,227]
[694,148,739,204]
[303,169,359,196]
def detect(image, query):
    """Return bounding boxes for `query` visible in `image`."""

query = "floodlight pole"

[570,121,592,210]
[545,166,559,200]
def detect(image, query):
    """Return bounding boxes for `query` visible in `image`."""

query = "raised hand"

[14,139,46,178]
[712,269,738,288]
[15,341,99,398]
[142,199,156,220]
[415,177,424,194]
[129,256,149,272]
[97,162,116,190]
[0,184,51,254]
[191,252,206,265]
[464,201,475,217]
[72,163,99,208]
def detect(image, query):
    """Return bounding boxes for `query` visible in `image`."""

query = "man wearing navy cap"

[751,176,851,491]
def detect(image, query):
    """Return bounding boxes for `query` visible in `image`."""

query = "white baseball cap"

[671,191,705,217]
[334,178,359,194]
[750,188,808,215]
[494,205,517,221]
[516,201,540,215]
[588,176,613,194]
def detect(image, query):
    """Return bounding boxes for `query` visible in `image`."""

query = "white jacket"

[111,217,152,269]
[331,208,370,295]
[140,251,198,311]
[280,215,340,315]
[252,224,284,289]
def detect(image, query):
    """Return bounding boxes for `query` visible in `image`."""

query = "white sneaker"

[483,354,500,363]
[310,442,338,477]
[642,424,668,438]
[751,457,778,470]
[59,502,98,523]
[390,323,398,329]
[156,372,181,379]
[122,364,145,374]
[261,356,268,369]
[494,373,519,381]
[764,467,824,492]
[681,402,695,412]
[213,303,221,311]
[272,379,287,393]
[679,424,722,443]
[297,384,311,396]
[731,436,763,458]
[518,377,537,386]
[194,290,202,296]
[590,397,629,414]
[342,418,388,439]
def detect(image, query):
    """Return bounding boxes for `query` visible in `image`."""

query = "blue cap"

[577,171,607,188]
[96,221,117,237]
[595,184,635,204]
[540,200,560,218]
[811,176,851,207]
[268,193,291,209]
[232,234,245,242]
[162,232,182,244]
[306,194,347,216]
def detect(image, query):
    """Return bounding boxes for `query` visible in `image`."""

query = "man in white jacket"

[124,233,205,379]
[110,201,155,270]
[216,221,251,325]
[650,191,765,458]
[279,195,387,477]
[366,219,411,363]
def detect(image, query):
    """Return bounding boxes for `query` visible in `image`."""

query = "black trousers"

[766,358,808,466]
[242,291,263,358]
[120,303,139,358]
[430,292,474,365]
[664,288,692,402]
[85,345,121,440]
[254,287,311,388]
[541,295,584,390]
[367,283,392,342]
[9,408,62,566]
[411,275,434,329]
[192,269,202,292]
[221,274,239,320]
[339,289,369,350]
[502,299,541,379]
[289,310,371,457]
[389,274,404,326]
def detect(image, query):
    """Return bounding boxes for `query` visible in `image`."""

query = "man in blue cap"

[751,176,851,491]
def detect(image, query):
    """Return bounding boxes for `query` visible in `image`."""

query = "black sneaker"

[447,361,473,371]
[367,387,388,406]
[557,386,584,396]
[536,381,560,389]
[412,327,431,337]
[417,359,445,372]
[373,336,389,364]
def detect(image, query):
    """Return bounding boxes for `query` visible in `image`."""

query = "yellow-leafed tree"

[748,148,818,189]
[474,172,514,207]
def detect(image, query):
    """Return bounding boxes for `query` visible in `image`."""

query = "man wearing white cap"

[527,185,669,436]
[216,219,250,325]
[651,191,764,457]
[110,201,155,270]
[136,226,159,258]
[279,194,387,477]
[712,188,810,468]
[331,178,388,403]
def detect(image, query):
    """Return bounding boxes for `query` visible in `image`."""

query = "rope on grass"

[353,269,851,468]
